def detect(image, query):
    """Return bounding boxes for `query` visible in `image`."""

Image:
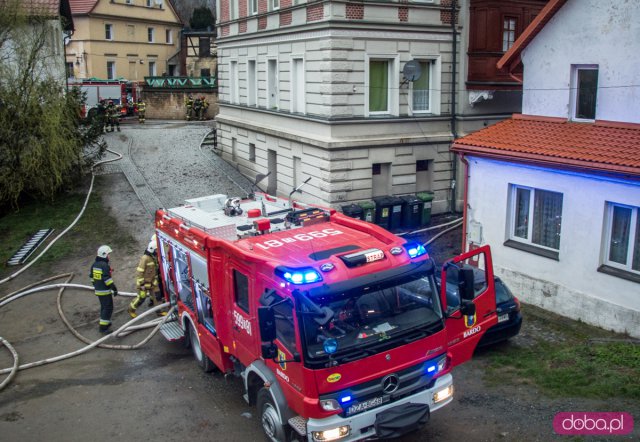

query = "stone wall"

[140,90,219,120]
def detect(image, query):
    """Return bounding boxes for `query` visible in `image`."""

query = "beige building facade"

[67,0,182,81]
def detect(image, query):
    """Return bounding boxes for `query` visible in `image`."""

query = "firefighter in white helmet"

[90,245,118,333]
[128,240,165,318]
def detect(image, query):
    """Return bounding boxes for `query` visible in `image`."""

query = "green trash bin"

[416,191,435,226]
[358,201,375,223]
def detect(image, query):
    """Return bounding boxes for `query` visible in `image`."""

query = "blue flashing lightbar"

[275,266,323,285]
[339,395,352,403]
[404,242,427,258]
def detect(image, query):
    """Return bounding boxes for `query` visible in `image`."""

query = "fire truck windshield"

[299,267,444,366]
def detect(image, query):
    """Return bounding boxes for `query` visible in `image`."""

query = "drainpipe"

[460,153,469,254]
[449,0,458,214]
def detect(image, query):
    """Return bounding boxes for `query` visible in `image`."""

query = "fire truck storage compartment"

[400,195,423,229]
[373,196,404,230]
[341,203,364,220]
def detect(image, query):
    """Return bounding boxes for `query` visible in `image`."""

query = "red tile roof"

[452,115,640,178]
[498,0,569,73]
[68,0,97,14]
[12,0,61,15]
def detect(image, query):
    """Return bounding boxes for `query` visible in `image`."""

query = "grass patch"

[0,176,136,277]
[483,306,640,399]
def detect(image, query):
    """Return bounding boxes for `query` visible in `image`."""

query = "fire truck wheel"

[257,387,290,442]
[188,323,215,373]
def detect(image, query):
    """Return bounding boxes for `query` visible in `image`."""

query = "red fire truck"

[154,190,497,441]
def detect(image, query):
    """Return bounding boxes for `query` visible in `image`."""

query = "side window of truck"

[272,294,296,353]
[233,269,250,313]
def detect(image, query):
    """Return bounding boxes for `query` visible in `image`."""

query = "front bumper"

[305,373,453,441]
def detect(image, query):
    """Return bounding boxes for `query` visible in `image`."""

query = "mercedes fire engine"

[154,189,497,442]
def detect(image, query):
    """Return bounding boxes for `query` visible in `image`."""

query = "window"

[571,65,598,120]
[200,68,211,77]
[509,185,563,253]
[148,61,156,76]
[230,0,238,20]
[267,59,278,109]
[603,203,640,275]
[146,0,152,6]
[106,61,116,79]
[148,27,155,43]
[291,58,305,114]
[247,59,257,106]
[272,294,296,352]
[502,17,517,52]
[105,24,113,40]
[199,37,211,57]
[411,60,432,113]
[66,62,74,78]
[230,60,239,104]
[271,0,280,10]
[249,0,258,15]
[168,64,176,76]
[366,56,398,116]
[165,29,172,44]
[234,269,250,313]
[249,143,256,162]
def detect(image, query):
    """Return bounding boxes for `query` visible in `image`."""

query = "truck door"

[229,263,255,366]
[442,245,497,367]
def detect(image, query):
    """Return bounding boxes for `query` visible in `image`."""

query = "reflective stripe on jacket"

[90,257,114,296]
[135,252,158,290]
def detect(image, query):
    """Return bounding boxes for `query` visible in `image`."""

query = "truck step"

[160,320,184,341]
[288,416,307,437]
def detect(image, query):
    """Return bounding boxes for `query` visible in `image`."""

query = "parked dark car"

[440,268,522,347]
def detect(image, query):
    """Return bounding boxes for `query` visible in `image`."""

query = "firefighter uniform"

[185,95,194,120]
[128,241,164,318]
[136,99,146,123]
[90,245,118,333]
[106,100,120,132]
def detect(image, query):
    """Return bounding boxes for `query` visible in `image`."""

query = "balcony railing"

[144,76,217,89]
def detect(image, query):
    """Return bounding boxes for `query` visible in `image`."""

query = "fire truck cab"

[154,192,497,442]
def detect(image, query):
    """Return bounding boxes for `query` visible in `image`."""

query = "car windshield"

[300,269,443,365]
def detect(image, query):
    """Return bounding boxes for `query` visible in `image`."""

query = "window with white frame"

[271,0,280,10]
[411,60,432,113]
[105,24,113,40]
[146,0,152,7]
[247,59,257,106]
[603,203,640,274]
[148,61,157,76]
[230,60,239,104]
[230,0,238,19]
[148,27,155,43]
[291,57,305,114]
[509,185,563,252]
[502,17,517,52]
[570,65,598,121]
[166,29,172,44]
[106,61,116,79]
[366,55,398,116]
[249,0,258,15]
[267,59,278,109]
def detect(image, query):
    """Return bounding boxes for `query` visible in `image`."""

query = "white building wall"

[465,156,640,337]
[521,0,640,123]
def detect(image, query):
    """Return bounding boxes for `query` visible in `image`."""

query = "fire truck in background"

[154,180,497,442]
[68,79,141,120]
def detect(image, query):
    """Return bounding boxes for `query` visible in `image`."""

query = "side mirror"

[258,306,276,342]
[458,267,475,301]
[261,342,278,360]
[460,301,476,317]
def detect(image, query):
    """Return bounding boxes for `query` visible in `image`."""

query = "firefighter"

[193,96,203,121]
[136,98,146,123]
[200,96,209,120]
[106,100,121,132]
[128,240,165,318]
[90,245,119,333]
[96,99,107,133]
[185,94,194,120]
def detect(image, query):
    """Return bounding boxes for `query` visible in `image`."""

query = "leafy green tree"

[0,0,104,210]
[190,6,214,30]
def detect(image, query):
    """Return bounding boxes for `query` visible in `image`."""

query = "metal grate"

[160,321,184,341]
[288,416,307,436]
[7,229,54,266]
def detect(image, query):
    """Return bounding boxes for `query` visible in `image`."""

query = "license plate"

[346,396,386,416]
[498,313,510,323]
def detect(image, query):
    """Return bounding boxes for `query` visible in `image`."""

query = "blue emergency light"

[275,266,323,285]
[404,242,427,258]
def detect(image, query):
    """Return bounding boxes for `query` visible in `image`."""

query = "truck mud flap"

[374,402,429,439]
[159,321,184,342]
